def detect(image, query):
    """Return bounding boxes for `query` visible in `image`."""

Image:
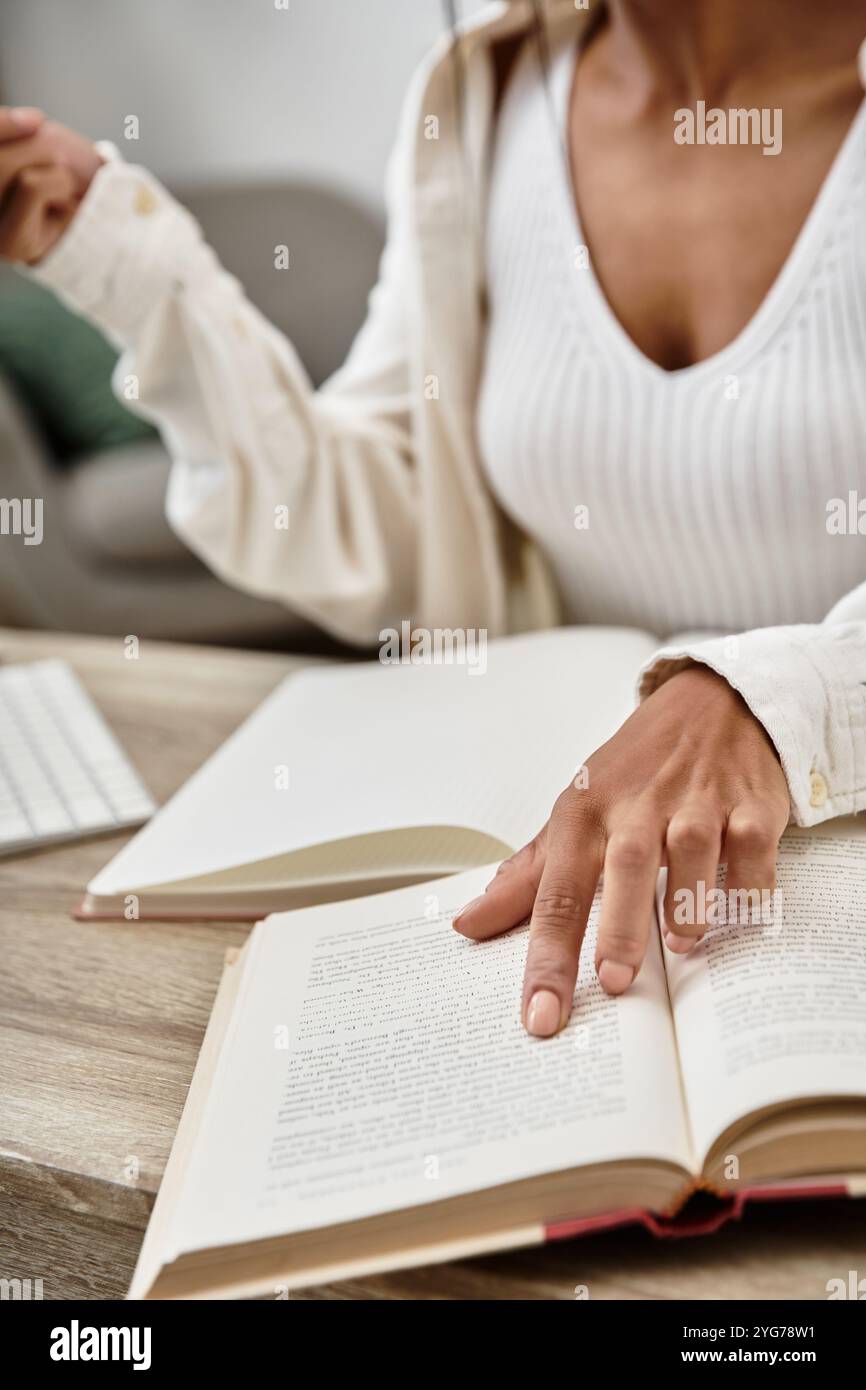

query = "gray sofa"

[0,180,383,648]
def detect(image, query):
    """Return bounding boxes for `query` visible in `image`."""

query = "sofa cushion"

[61,444,196,566]
[0,270,158,462]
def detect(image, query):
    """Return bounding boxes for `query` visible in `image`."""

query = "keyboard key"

[0,811,32,844]
[0,660,156,855]
[67,794,115,830]
[28,802,75,838]
[112,794,158,822]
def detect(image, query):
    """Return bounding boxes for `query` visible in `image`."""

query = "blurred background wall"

[0,0,485,214]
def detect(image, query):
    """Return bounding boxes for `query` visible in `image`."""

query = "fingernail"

[452,895,484,930]
[9,106,42,129]
[663,932,694,955]
[597,959,635,993]
[526,989,561,1037]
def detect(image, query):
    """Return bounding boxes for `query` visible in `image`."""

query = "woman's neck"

[599,0,863,103]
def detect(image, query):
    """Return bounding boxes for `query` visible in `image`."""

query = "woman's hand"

[0,107,103,264]
[453,665,791,1036]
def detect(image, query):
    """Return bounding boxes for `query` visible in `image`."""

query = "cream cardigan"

[32,0,866,830]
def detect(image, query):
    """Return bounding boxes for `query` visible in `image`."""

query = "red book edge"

[545,1182,851,1242]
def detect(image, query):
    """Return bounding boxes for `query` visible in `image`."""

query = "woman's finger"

[0,163,78,263]
[521,798,604,1036]
[452,832,546,941]
[722,799,786,925]
[0,135,50,203]
[662,804,723,953]
[0,107,44,140]
[596,815,664,988]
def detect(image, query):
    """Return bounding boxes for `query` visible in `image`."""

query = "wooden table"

[0,628,863,1301]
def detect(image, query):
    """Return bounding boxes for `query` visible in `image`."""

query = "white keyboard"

[0,660,156,855]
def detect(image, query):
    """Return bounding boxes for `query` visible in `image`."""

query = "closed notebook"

[78,626,674,920]
[128,826,866,1299]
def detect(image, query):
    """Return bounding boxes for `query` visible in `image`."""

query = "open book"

[130,824,866,1299]
[78,626,693,919]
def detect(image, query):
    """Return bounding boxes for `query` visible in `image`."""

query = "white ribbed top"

[478,37,866,631]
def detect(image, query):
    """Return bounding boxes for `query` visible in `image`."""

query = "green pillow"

[0,271,158,463]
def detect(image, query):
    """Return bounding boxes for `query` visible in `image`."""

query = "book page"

[167,864,692,1257]
[87,626,656,894]
[664,820,866,1164]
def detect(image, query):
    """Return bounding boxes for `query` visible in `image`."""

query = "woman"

[2,0,865,1036]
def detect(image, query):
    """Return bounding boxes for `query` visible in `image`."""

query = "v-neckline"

[549,38,866,382]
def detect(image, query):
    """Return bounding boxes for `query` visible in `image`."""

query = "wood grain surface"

[0,628,862,1300]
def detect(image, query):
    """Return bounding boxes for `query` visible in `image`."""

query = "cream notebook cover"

[79,627,677,919]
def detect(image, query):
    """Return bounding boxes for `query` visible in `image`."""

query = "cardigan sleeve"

[27,89,424,646]
[637,590,866,827]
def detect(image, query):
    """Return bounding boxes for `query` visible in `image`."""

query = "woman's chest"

[569,104,866,374]
[563,25,866,374]
[477,39,866,616]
